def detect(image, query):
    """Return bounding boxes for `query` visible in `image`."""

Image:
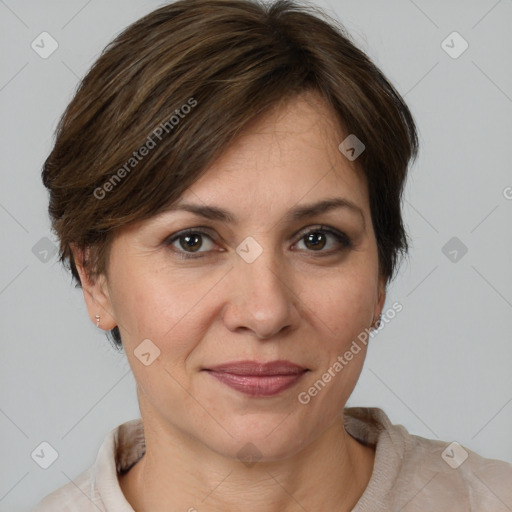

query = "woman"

[34,0,512,510]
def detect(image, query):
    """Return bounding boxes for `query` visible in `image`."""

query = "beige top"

[32,407,512,511]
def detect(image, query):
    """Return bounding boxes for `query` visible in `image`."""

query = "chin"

[204,416,311,462]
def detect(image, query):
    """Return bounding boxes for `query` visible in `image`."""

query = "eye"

[166,228,219,258]
[165,225,353,260]
[293,226,353,254]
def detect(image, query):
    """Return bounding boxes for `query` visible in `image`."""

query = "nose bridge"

[242,243,286,299]
[225,237,297,339]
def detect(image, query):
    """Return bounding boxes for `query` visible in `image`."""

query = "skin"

[73,89,386,512]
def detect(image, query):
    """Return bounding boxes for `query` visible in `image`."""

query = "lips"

[202,360,309,397]
[204,360,307,375]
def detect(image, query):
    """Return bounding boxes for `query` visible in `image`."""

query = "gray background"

[1,0,511,510]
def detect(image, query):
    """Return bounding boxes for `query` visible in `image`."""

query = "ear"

[372,273,387,326]
[70,244,117,331]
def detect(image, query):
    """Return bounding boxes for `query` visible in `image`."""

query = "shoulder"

[402,432,512,511]
[31,418,144,512]
[345,407,512,511]
[31,418,145,512]
[31,467,103,511]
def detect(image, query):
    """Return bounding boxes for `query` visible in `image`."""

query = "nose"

[221,246,301,340]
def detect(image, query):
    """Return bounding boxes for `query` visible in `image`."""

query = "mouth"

[202,360,309,397]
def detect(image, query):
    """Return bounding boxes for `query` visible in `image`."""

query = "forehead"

[184,91,369,214]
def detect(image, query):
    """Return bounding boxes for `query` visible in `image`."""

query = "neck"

[118,414,375,512]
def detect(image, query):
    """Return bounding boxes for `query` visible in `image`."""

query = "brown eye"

[304,231,327,251]
[166,228,217,258]
[295,227,353,254]
[179,233,203,252]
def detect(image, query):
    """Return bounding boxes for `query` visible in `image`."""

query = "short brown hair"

[42,0,419,350]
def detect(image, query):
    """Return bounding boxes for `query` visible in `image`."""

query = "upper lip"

[204,360,308,376]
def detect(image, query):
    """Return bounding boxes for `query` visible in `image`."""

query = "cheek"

[109,260,222,354]
[297,271,374,413]
[110,266,217,407]
[302,263,377,344]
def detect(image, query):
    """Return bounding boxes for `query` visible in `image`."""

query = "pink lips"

[203,360,308,397]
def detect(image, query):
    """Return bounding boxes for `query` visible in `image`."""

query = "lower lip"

[204,370,307,397]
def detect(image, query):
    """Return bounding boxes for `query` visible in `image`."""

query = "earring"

[371,314,382,329]
[95,314,100,328]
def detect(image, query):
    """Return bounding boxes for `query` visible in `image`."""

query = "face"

[77,90,386,460]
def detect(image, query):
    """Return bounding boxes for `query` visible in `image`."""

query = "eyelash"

[164,225,353,260]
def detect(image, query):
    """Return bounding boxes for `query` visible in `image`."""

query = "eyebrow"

[163,197,366,228]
